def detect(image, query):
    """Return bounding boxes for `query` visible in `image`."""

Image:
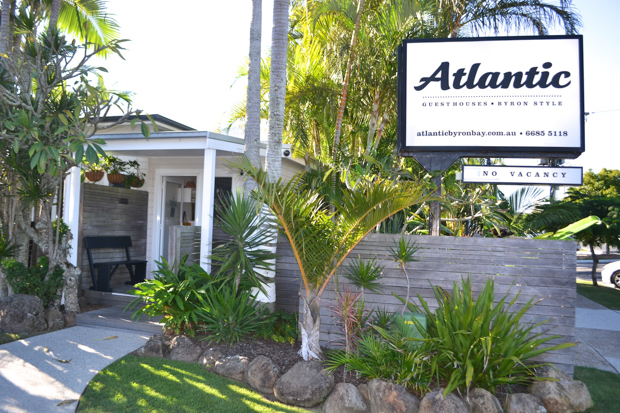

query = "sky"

[94,0,619,174]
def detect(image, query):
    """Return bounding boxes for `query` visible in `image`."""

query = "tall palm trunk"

[244,0,262,195]
[0,0,12,54]
[332,0,365,159]
[49,0,61,31]
[265,0,289,182]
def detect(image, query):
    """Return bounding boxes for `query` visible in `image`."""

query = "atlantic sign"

[397,36,585,158]
[462,165,583,185]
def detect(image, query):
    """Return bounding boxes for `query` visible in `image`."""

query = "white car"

[601,261,620,288]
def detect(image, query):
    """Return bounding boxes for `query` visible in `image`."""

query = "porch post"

[200,149,216,272]
[63,167,82,266]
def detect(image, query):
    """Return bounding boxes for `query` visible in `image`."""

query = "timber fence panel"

[273,232,577,376]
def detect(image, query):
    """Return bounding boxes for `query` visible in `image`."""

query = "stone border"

[137,334,593,413]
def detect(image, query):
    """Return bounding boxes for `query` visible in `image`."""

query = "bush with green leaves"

[127,256,213,336]
[398,277,575,398]
[195,286,265,345]
[257,309,299,344]
[2,257,64,308]
[326,316,434,392]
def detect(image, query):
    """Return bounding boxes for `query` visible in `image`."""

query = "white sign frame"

[461,165,583,185]
[397,36,585,159]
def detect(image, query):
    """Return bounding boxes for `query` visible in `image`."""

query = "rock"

[78,296,87,311]
[169,335,202,362]
[323,383,369,413]
[467,388,504,413]
[199,349,224,369]
[419,388,468,413]
[504,394,547,413]
[139,334,171,358]
[245,356,280,394]
[529,365,593,413]
[63,312,76,327]
[273,361,335,408]
[368,379,420,413]
[44,307,65,331]
[358,383,370,403]
[215,355,250,381]
[0,294,47,334]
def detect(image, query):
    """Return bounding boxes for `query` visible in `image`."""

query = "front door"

[160,177,184,262]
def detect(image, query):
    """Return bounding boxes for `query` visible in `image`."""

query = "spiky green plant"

[396,277,575,399]
[230,156,434,360]
[344,256,383,297]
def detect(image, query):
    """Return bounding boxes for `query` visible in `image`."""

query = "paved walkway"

[0,326,150,412]
[574,294,620,374]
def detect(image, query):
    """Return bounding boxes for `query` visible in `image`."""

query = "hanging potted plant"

[124,160,146,188]
[82,158,106,183]
[104,156,128,184]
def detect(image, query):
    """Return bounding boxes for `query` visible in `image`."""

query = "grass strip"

[574,366,620,413]
[0,331,44,345]
[576,280,620,310]
[77,355,313,413]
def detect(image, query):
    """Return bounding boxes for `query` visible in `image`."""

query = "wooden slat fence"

[274,233,577,376]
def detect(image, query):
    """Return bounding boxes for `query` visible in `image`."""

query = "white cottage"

[62,115,303,301]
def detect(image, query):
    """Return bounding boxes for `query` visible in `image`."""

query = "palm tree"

[265,0,290,182]
[230,156,434,360]
[244,0,262,195]
[0,0,120,55]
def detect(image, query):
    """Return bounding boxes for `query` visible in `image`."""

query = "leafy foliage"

[390,236,418,314]
[2,257,64,308]
[210,193,277,295]
[326,288,371,353]
[256,310,299,345]
[127,256,213,336]
[399,277,575,398]
[344,256,383,295]
[195,287,265,345]
[326,316,434,392]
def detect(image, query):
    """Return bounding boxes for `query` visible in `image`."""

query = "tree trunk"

[0,0,11,55]
[430,175,442,236]
[49,0,61,31]
[365,87,380,155]
[299,295,322,361]
[332,0,365,158]
[590,242,599,287]
[244,0,262,195]
[265,0,289,183]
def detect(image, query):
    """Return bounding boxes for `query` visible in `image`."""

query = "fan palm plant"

[231,156,434,360]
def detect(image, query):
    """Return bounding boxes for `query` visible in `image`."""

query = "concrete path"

[0,326,150,413]
[574,293,620,374]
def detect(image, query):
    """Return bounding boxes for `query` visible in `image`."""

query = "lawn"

[574,366,620,413]
[576,280,620,310]
[77,355,313,413]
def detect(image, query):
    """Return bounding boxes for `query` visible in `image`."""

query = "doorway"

[159,176,197,262]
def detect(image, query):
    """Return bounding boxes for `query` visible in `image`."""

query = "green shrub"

[2,257,64,308]
[195,286,265,345]
[398,277,575,398]
[127,256,213,336]
[326,316,434,392]
[257,309,299,344]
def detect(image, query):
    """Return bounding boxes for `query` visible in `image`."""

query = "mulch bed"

[186,333,368,387]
